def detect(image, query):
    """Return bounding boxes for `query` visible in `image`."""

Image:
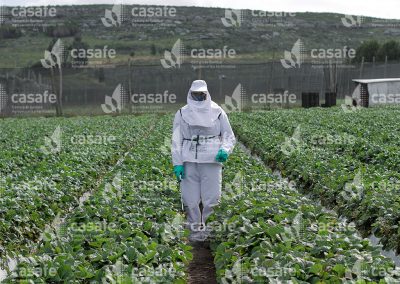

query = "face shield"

[191,91,207,101]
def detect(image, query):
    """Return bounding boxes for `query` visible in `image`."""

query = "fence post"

[359,57,365,78]
[129,59,132,114]
[384,56,388,77]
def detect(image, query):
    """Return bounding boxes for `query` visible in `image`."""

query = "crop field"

[2,0,400,283]
[231,108,400,253]
[1,107,400,283]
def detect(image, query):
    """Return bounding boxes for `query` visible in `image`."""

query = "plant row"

[209,146,400,283]
[3,115,192,283]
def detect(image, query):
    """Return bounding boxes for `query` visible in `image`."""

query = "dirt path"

[187,242,218,284]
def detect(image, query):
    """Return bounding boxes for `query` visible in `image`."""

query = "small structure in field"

[301,92,319,108]
[351,78,400,107]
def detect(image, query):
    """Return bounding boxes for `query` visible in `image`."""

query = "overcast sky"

[2,0,400,19]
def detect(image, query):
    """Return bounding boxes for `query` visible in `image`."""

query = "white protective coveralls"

[171,80,236,241]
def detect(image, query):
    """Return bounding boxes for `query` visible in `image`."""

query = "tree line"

[353,40,400,63]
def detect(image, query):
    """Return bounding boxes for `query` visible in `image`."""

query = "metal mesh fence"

[0,60,399,116]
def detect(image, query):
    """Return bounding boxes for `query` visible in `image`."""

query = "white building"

[351,78,400,107]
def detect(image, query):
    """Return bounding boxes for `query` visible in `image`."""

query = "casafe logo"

[160,39,236,69]
[311,46,355,59]
[40,39,64,69]
[101,258,124,284]
[281,213,305,242]
[41,212,63,242]
[40,126,62,155]
[10,6,56,17]
[221,258,245,283]
[341,14,364,28]
[102,171,123,202]
[161,214,185,242]
[2,6,56,28]
[0,84,7,114]
[101,4,125,27]
[191,46,236,58]
[251,91,297,104]
[11,91,56,104]
[281,39,355,69]
[131,91,176,104]
[223,171,244,201]
[70,46,116,59]
[221,83,246,113]
[0,6,7,25]
[101,84,128,114]
[101,4,176,28]
[370,93,400,104]
[347,259,367,280]
[160,39,185,69]
[341,170,364,201]
[281,125,302,155]
[281,39,306,69]
[341,95,362,113]
[131,263,180,282]
[131,6,176,17]
[221,9,243,27]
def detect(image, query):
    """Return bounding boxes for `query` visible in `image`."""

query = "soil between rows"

[187,242,217,284]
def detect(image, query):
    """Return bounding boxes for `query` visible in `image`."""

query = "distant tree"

[377,40,400,61]
[353,40,380,62]
[68,35,89,66]
[0,25,22,39]
[45,21,79,38]
[150,44,157,55]
[44,38,64,116]
[96,68,105,83]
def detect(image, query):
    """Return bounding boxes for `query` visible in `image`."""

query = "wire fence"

[0,60,399,116]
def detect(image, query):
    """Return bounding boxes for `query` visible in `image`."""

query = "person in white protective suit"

[171,80,236,242]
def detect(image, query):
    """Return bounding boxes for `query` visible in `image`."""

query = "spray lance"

[177,175,184,212]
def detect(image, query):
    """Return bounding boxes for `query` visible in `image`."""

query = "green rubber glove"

[215,149,229,162]
[173,165,185,182]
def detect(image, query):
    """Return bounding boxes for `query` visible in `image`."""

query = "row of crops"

[2,115,193,282]
[230,107,400,253]
[1,108,400,283]
[0,115,157,256]
[211,145,400,282]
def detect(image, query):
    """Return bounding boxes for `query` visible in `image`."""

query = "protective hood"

[181,80,221,127]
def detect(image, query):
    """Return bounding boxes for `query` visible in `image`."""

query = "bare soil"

[187,241,218,284]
